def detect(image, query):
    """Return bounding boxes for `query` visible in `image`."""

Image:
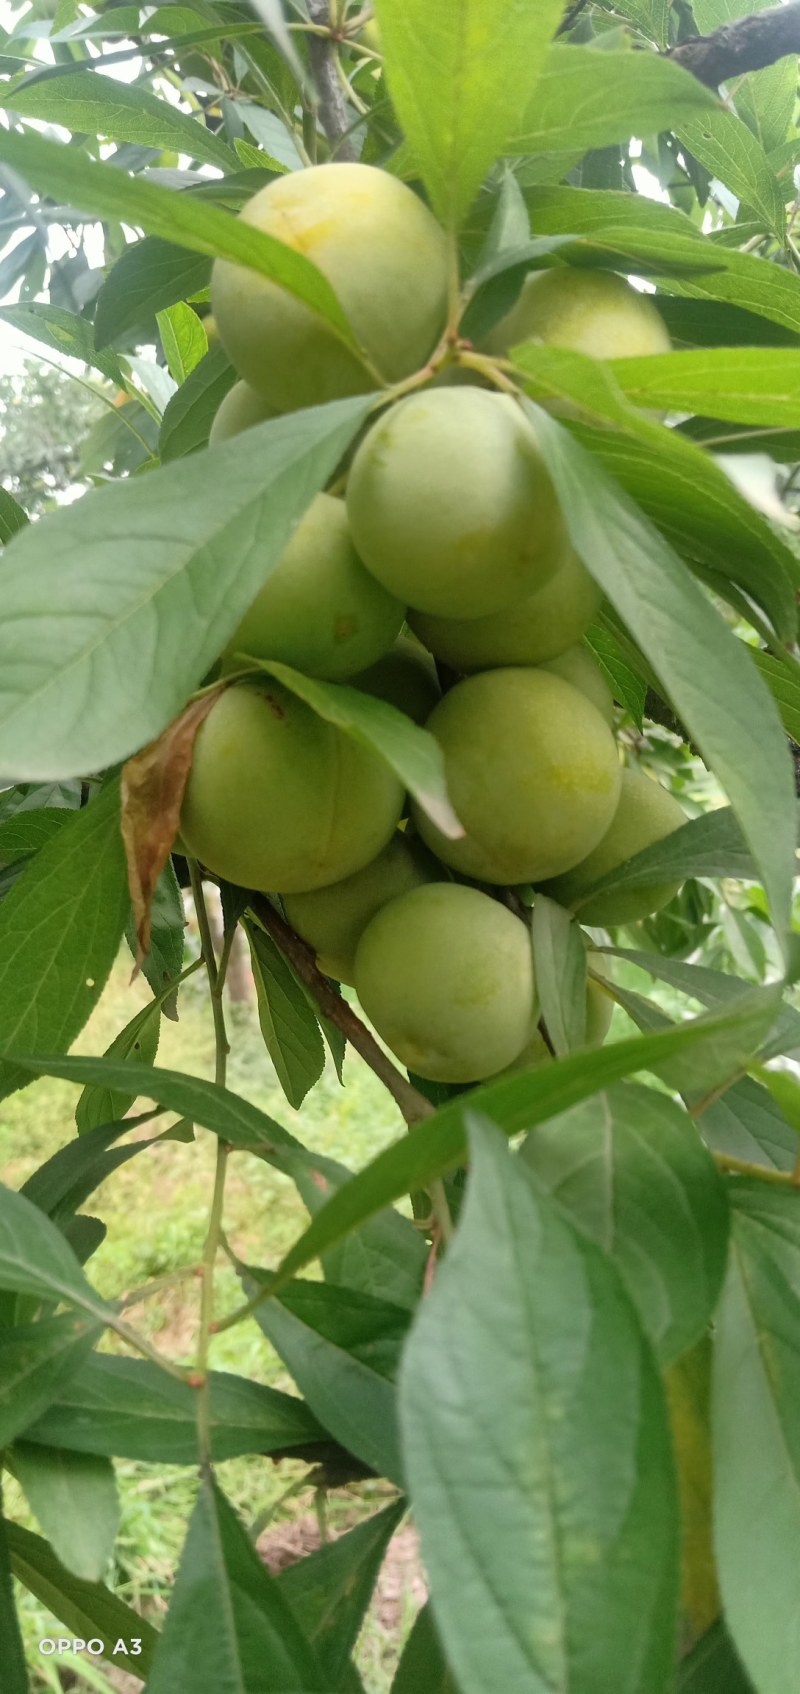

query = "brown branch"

[669,2,800,87]
[306,0,359,161]
[249,894,434,1126]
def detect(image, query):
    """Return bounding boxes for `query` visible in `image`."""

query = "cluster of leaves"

[2,0,800,1691]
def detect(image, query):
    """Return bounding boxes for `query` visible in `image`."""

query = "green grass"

[1,951,414,1693]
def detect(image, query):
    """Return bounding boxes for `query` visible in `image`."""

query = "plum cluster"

[181,163,685,1084]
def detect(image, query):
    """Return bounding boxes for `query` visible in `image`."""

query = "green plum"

[346,388,565,618]
[486,267,672,361]
[496,956,614,1077]
[544,766,687,924]
[180,681,404,893]
[354,883,534,1082]
[350,635,441,724]
[212,163,448,411]
[411,668,621,884]
[209,380,278,444]
[539,644,614,726]
[408,539,602,669]
[284,832,433,984]
[222,493,404,681]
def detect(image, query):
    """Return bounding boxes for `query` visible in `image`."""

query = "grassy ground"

[1,942,414,1693]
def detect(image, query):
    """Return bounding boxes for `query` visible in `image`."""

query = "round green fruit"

[486,267,672,361]
[222,493,404,681]
[350,636,441,724]
[180,681,404,893]
[408,540,601,669]
[284,832,433,985]
[211,164,448,412]
[354,883,534,1082]
[539,644,614,726]
[496,954,614,1077]
[411,669,621,884]
[209,380,278,445]
[543,766,687,924]
[346,389,565,619]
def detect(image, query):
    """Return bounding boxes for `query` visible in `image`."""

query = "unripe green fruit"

[209,380,278,445]
[284,832,433,984]
[354,883,534,1082]
[544,766,686,924]
[539,644,614,727]
[222,494,404,681]
[211,164,448,411]
[496,954,614,1078]
[181,682,404,893]
[486,267,672,361]
[346,389,564,619]
[411,669,621,884]
[351,636,441,724]
[408,540,601,670]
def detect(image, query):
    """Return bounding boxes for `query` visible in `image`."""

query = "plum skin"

[486,267,672,362]
[180,681,404,894]
[543,766,687,924]
[346,389,565,619]
[211,163,449,412]
[222,494,404,682]
[284,833,433,985]
[408,539,602,670]
[354,883,535,1083]
[412,668,621,885]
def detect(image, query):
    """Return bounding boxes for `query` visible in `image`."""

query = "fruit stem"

[188,860,233,1466]
[251,894,436,1128]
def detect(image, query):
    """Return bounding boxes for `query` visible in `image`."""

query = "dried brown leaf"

[121,691,220,967]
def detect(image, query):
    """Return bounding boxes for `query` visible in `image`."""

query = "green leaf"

[585,624,646,727]
[515,349,797,642]
[266,990,778,1300]
[0,302,123,385]
[676,107,785,238]
[7,1519,158,1672]
[157,301,207,385]
[0,397,373,780]
[0,1186,110,1322]
[392,1603,457,1693]
[1,71,237,171]
[514,44,715,153]
[288,1152,427,1310]
[0,1511,27,1694]
[159,344,236,462]
[522,399,796,939]
[698,1076,799,1172]
[610,348,800,429]
[0,780,129,1097]
[0,1316,100,1448]
[24,1354,325,1464]
[75,1000,162,1134]
[678,1619,755,1694]
[565,807,758,913]
[253,661,463,839]
[145,1474,323,1693]
[752,650,800,743]
[12,1444,118,1584]
[521,1083,729,1365]
[399,1115,679,1694]
[278,1500,405,1686]
[9,1054,305,1158]
[21,1120,165,1225]
[245,921,325,1110]
[0,128,356,346]
[0,807,72,862]
[373,0,564,226]
[665,1339,718,1640]
[242,1271,407,1483]
[0,488,28,547]
[522,185,800,337]
[712,1181,800,1694]
[95,238,211,348]
[600,949,800,1060]
[531,895,586,1055]
[595,0,672,44]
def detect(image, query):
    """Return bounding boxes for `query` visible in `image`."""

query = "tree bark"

[669,2,800,88]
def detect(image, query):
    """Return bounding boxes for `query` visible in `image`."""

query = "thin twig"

[306,0,359,161]
[669,2,800,87]
[714,1152,795,1185]
[250,895,435,1127]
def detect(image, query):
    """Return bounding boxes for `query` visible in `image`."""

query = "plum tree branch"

[306,0,359,161]
[249,894,435,1126]
[668,2,800,87]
